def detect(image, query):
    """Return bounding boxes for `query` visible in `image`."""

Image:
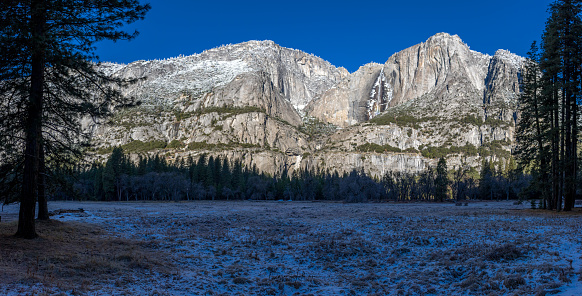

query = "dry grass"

[1,201,581,295]
[0,219,173,294]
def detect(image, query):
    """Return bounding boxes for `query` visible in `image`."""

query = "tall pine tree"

[517,0,582,211]
[0,0,150,238]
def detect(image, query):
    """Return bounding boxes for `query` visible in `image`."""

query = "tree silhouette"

[0,0,149,238]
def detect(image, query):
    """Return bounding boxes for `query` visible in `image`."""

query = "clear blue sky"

[95,0,554,73]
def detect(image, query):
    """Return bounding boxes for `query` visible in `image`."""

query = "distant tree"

[417,168,436,201]
[435,157,449,202]
[219,158,231,197]
[231,159,244,195]
[102,147,125,201]
[205,156,215,191]
[479,159,495,200]
[451,164,471,201]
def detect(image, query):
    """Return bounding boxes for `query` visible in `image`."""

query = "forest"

[48,147,537,204]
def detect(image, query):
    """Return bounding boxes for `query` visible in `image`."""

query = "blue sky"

[95,0,554,72]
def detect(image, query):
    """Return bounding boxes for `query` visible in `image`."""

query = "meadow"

[1,201,580,295]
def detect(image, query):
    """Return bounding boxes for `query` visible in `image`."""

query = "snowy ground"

[1,200,581,295]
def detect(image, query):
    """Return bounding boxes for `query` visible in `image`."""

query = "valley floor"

[1,200,581,295]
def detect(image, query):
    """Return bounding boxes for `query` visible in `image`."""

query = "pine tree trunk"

[37,143,49,220]
[16,0,45,239]
[575,52,580,211]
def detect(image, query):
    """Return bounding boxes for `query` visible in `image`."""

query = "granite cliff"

[89,33,524,177]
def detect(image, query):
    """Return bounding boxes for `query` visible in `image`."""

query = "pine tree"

[435,157,449,202]
[220,157,231,197]
[518,0,582,211]
[195,154,207,184]
[102,147,124,201]
[479,159,494,200]
[231,160,244,195]
[515,41,552,206]
[205,156,215,190]
[0,0,149,238]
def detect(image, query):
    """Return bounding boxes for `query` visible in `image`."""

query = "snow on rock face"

[494,49,526,69]
[367,68,393,120]
[382,32,491,108]
[306,33,501,127]
[89,34,526,176]
[101,40,347,112]
[103,57,252,106]
[483,49,525,121]
[305,63,384,127]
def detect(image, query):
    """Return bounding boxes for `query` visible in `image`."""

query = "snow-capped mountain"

[89,33,524,176]
[306,33,524,127]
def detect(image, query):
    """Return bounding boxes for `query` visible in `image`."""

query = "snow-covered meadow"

[1,201,581,295]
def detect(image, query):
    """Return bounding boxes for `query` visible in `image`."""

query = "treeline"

[515,0,582,211]
[50,148,534,203]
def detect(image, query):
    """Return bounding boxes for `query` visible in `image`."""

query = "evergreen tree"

[479,159,494,200]
[0,0,149,238]
[435,157,449,202]
[516,0,582,211]
[102,147,124,201]
[205,156,215,190]
[515,41,552,206]
[220,157,231,197]
[231,160,244,195]
[194,154,206,184]
[214,156,222,190]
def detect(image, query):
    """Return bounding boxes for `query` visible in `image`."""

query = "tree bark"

[16,0,45,239]
[37,142,49,220]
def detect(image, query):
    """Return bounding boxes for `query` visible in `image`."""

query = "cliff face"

[304,63,384,126]
[89,34,524,176]
[101,40,348,114]
[306,33,521,128]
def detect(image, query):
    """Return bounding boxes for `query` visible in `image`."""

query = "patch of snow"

[495,49,526,69]
[98,62,125,76]
[3,201,580,295]
[367,68,393,119]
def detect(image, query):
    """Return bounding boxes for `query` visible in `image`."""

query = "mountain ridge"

[88,33,524,176]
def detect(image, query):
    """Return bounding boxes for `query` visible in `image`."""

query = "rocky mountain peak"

[493,49,525,68]
[90,33,524,177]
[424,32,465,46]
[306,32,500,127]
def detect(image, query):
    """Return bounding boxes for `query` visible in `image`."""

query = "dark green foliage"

[0,0,150,238]
[404,147,420,154]
[121,140,167,153]
[187,141,217,150]
[479,159,495,200]
[460,115,484,126]
[300,117,338,139]
[515,0,582,211]
[186,141,260,151]
[515,42,551,206]
[420,144,479,159]
[167,140,185,149]
[172,106,266,122]
[435,157,449,202]
[369,114,436,129]
[96,140,177,154]
[478,141,511,158]
[483,117,508,128]
[194,106,265,117]
[54,147,530,203]
[356,143,402,153]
